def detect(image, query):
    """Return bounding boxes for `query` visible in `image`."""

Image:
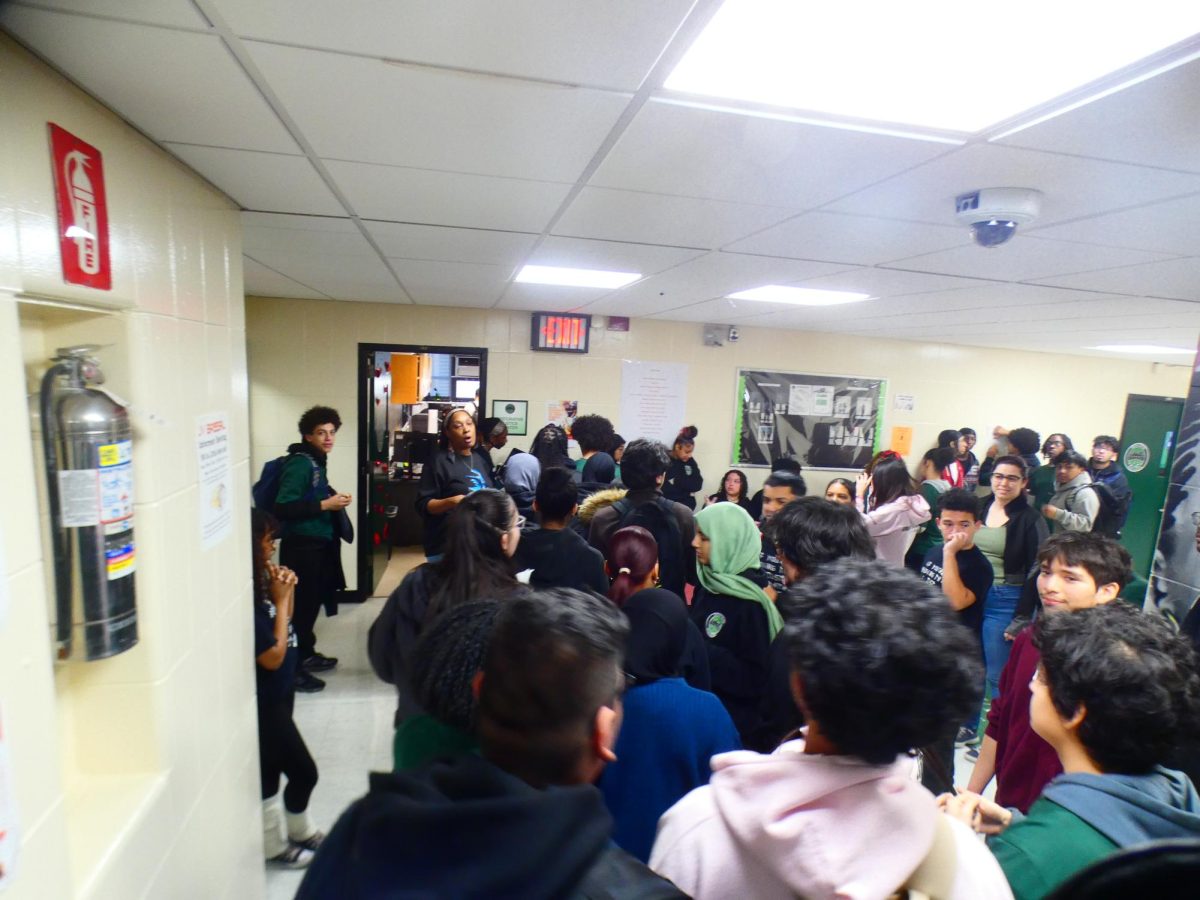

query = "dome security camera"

[728,326,739,343]
[954,188,1043,248]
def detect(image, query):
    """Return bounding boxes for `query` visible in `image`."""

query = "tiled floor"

[264,551,419,900]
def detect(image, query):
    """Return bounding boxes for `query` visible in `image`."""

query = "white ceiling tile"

[165,145,346,215]
[242,212,359,233]
[242,218,375,257]
[579,252,852,317]
[1035,257,1200,301]
[725,210,969,264]
[246,248,400,296]
[794,267,980,298]
[16,0,205,28]
[996,57,1200,174]
[589,100,953,208]
[888,235,1177,281]
[243,257,329,300]
[554,187,801,250]
[825,143,1200,231]
[1026,193,1200,257]
[391,259,512,307]
[0,6,298,153]
[501,283,617,311]
[324,160,570,232]
[215,0,694,91]
[246,41,629,181]
[645,297,778,323]
[366,223,537,266]
[528,237,704,276]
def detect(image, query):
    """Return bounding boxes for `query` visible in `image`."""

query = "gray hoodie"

[1042,766,1200,846]
[1048,471,1099,533]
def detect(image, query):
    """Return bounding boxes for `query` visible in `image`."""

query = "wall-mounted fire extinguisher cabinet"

[40,345,137,660]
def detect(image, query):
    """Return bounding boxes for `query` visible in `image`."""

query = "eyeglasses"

[992,473,1024,484]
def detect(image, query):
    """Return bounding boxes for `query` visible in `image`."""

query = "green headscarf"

[694,502,784,640]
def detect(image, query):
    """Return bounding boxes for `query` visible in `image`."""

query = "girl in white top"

[855,453,931,567]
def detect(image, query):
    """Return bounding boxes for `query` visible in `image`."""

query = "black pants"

[258,696,318,812]
[280,536,339,659]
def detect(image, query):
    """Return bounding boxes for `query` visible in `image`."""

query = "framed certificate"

[492,399,528,436]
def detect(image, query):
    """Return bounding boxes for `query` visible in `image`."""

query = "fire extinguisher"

[40,346,137,661]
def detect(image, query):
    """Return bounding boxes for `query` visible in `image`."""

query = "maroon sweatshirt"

[985,628,1063,813]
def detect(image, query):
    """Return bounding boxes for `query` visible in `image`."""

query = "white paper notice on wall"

[619,361,689,446]
[196,413,233,550]
[56,469,100,527]
[894,393,916,412]
[0,703,17,889]
[788,384,833,416]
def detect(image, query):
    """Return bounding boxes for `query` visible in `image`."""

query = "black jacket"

[368,565,437,725]
[688,573,772,743]
[979,492,1048,586]
[296,754,685,900]
[512,527,608,595]
[662,459,703,510]
[416,449,495,555]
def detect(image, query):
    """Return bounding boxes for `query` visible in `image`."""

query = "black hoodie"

[512,527,609,596]
[296,754,685,900]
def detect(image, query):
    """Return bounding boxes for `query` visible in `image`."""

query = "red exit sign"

[531,312,591,353]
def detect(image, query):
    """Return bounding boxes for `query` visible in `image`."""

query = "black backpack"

[1083,482,1132,537]
[612,496,687,597]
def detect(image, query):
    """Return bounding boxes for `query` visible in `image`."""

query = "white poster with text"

[619,361,689,446]
[196,413,233,550]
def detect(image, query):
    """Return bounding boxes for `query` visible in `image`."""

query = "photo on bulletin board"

[491,399,528,436]
[733,368,886,470]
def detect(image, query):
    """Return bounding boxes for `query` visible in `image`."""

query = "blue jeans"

[981,583,1022,702]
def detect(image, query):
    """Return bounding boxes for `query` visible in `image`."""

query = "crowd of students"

[254,407,1200,898]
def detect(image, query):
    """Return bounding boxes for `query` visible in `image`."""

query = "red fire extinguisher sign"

[48,123,112,291]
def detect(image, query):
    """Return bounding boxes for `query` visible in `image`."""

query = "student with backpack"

[588,439,696,597]
[264,405,352,693]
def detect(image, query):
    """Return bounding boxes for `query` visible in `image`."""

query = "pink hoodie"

[858,493,930,567]
[650,741,1012,900]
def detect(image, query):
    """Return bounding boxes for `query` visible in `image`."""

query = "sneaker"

[303,653,338,673]
[964,745,981,763]
[290,830,325,853]
[294,670,326,693]
[954,727,980,748]
[267,844,314,869]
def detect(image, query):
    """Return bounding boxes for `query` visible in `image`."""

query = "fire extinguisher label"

[106,540,136,581]
[57,469,101,527]
[98,440,134,525]
[49,123,112,290]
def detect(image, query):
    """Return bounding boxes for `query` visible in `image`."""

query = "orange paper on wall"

[891,426,913,456]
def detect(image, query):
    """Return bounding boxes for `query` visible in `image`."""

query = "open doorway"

[356,342,488,597]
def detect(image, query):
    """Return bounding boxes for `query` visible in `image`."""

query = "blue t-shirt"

[598,678,740,862]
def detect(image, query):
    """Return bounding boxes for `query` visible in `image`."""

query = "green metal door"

[1119,394,1184,577]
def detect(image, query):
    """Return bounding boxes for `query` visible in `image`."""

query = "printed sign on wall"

[196,413,233,550]
[48,123,112,290]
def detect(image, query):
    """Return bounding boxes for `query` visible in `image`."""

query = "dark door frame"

[355,342,489,598]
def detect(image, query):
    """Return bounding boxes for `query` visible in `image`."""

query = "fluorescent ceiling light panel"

[727,285,871,306]
[1089,344,1195,355]
[515,265,641,289]
[666,0,1200,132]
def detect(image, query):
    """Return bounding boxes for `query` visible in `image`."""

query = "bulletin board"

[733,368,886,469]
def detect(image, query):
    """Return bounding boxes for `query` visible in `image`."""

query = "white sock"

[261,795,288,858]
[286,808,318,842]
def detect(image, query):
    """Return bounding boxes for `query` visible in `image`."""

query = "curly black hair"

[781,559,982,764]
[1036,604,1200,773]
[1007,427,1041,456]
[297,405,342,436]
[411,601,501,733]
[571,414,615,455]
[766,497,874,578]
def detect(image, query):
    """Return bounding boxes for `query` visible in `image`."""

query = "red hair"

[606,526,658,607]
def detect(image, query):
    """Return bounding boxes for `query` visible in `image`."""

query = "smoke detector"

[954,188,1043,248]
